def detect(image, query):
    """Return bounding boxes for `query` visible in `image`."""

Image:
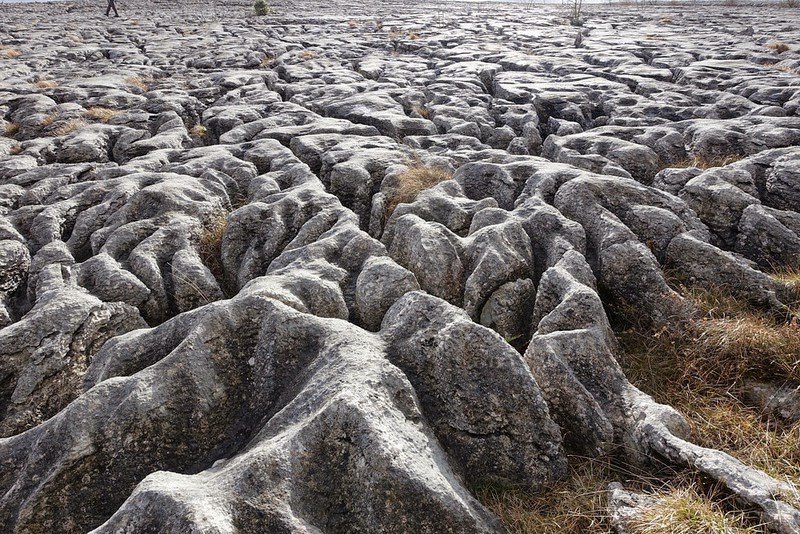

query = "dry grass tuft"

[51,119,86,137]
[3,123,20,137]
[1,48,22,59]
[386,164,452,218]
[627,486,754,534]
[773,266,800,294]
[665,153,744,170]
[767,42,791,54]
[125,76,150,92]
[476,458,614,533]
[9,144,23,155]
[39,114,57,128]
[408,31,420,40]
[412,105,431,119]
[190,124,208,139]
[67,34,83,44]
[199,212,228,283]
[618,281,800,490]
[84,107,119,123]
[34,80,58,89]
[299,50,317,60]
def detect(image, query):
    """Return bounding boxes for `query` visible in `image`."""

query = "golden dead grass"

[385,164,451,218]
[51,119,86,137]
[34,80,58,89]
[190,124,208,139]
[412,105,431,119]
[618,282,800,489]
[299,50,317,60]
[1,48,22,59]
[199,212,228,283]
[84,107,120,123]
[767,42,791,54]
[626,486,754,534]
[9,144,23,155]
[39,114,56,128]
[664,153,745,171]
[125,76,150,92]
[3,123,20,137]
[476,458,757,533]
[476,458,614,533]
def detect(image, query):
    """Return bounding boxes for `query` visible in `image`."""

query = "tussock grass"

[3,123,20,137]
[85,107,119,123]
[385,164,451,218]
[189,124,208,139]
[626,486,754,534]
[299,50,317,60]
[767,42,791,54]
[773,266,800,295]
[199,212,228,283]
[1,48,22,59]
[618,282,800,490]
[51,119,85,137]
[34,80,58,89]
[8,144,23,155]
[39,114,56,128]
[664,153,745,171]
[412,105,431,119]
[125,76,150,92]
[477,279,800,531]
[476,458,614,533]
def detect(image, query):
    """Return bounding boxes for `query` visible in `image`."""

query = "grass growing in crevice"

[626,485,755,534]
[85,107,120,123]
[475,455,756,533]
[385,163,452,219]
[617,280,800,488]
[199,212,229,291]
[475,457,616,533]
[767,42,791,54]
[661,153,745,171]
[50,118,86,137]
[3,123,20,138]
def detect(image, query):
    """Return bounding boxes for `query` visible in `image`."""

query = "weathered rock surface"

[2,0,800,532]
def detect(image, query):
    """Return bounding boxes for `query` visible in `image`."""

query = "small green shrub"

[254,0,271,16]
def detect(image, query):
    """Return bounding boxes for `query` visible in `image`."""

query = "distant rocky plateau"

[1,0,800,531]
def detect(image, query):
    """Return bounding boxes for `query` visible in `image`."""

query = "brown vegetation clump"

[125,76,150,92]
[199,212,229,283]
[665,153,744,170]
[626,486,754,534]
[412,105,431,119]
[85,107,120,123]
[767,42,791,54]
[476,458,613,533]
[39,114,57,128]
[477,458,756,533]
[1,47,22,59]
[299,50,317,60]
[51,119,86,137]
[385,164,452,218]
[618,281,800,488]
[190,124,208,140]
[9,144,23,155]
[3,123,20,138]
[34,80,58,89]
